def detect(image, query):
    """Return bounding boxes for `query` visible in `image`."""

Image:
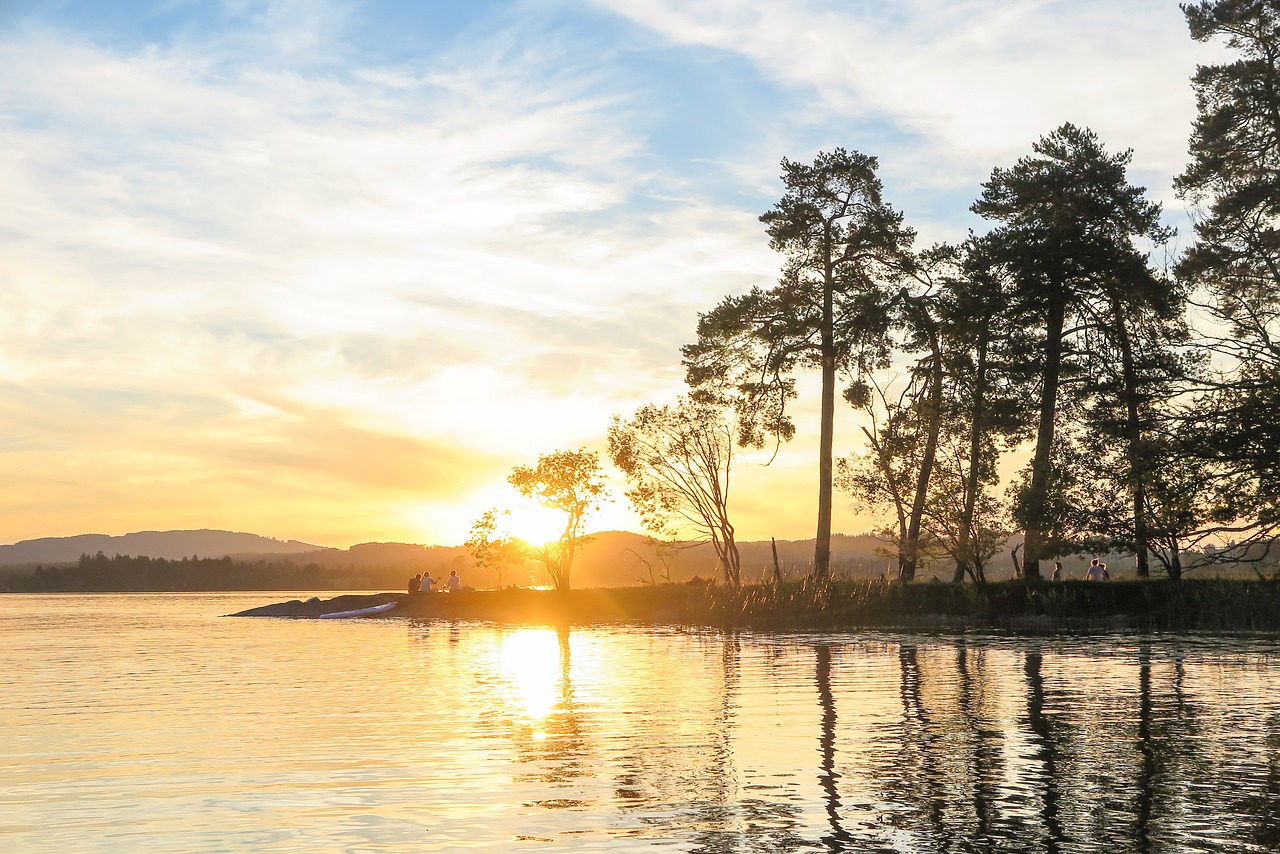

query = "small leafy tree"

[838,373,932,580]
[920,435,1014,584]
[465,508,533,589]
[608,398,742,586]
[1141,435,1226,579]
[507,449,609,591]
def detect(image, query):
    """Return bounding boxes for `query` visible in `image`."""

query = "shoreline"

[228,578,1280,634]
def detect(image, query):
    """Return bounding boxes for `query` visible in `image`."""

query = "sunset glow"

[502,504,569,549]
[0,1,1205,548]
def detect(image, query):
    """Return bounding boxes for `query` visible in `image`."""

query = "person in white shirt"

[421,572,437,592]
[1085,559,1107,581]
[444,570,461,592]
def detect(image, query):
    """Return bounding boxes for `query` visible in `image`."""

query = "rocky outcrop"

[231,592,404,617]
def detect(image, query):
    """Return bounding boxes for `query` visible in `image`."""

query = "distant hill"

[0,526,958,590]
[1,526,1240,592]
[0,530,334,565]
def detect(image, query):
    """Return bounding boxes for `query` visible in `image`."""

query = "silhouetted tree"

[1175,0,1280,555]
[684,149,914,578]
[973,123,1172,578]
[607,398,742,586]
[507,449,609,591]
[465,508,534,589]
[840,241,1022,583]
[1076,303,1195,576]
[940,240,1031,582]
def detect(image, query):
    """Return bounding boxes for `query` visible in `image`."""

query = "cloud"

[594,0,1212,227]
[0,8,788,544]
[9,0,1207,548]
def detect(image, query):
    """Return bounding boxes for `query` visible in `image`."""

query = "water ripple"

[3,595,1279,852]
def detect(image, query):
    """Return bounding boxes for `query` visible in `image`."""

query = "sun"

[502,502,565,548]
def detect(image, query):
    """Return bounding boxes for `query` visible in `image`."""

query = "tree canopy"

[683,149,914,578]
[465,449,609,592]
[972,123,1174,578]
[608,398,742,586]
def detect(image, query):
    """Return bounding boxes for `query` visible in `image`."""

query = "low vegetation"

[231,577,1280,634]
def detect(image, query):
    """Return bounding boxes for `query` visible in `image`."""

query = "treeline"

[0,551,422,593]
[660,2,1280,585]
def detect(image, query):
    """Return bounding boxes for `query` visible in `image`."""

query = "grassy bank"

[239,578,1280,632]
[600,577,1280,631]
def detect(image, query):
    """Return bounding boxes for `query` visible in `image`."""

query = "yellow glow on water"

[496,628,566,722]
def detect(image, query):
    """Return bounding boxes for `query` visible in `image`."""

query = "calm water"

[4,594,1280,853]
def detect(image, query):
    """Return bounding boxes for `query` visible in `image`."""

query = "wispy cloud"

[596,0,1210,229]
[0,5,780,544]
[0,0,1217,547]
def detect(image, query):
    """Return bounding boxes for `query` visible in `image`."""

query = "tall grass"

[423,577,1280,632]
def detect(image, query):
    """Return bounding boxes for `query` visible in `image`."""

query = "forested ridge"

[1,552,428,593]
[0,532,898,593]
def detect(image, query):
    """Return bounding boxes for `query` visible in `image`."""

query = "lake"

[3,593,1279,852]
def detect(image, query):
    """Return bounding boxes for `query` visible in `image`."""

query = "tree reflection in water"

[956,641,1003,845]
[1135,643,1155,853]
[467,626,1280,852]
[815,643,854,851]
[1023,646,1065,853]
[800,636,1280,852]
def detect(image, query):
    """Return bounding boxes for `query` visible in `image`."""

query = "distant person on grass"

[1085,559,1108,582]
[1052,561,1062,581]
[444,570,461,593]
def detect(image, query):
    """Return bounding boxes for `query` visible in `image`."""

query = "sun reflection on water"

[495,628,567,726]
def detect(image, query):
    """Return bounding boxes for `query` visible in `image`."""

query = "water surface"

[4,594,1279,852]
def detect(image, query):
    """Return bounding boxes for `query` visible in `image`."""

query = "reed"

[242,577,1280,632]
[446,578,1280,632]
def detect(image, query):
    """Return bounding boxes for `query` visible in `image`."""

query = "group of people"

[408,569,461,594]
[1049,559,1111,581]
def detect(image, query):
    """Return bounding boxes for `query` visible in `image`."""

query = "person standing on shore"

[1052,561,1063,581]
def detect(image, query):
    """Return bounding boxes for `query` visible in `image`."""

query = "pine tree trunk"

[1111,295,1151,578]
[902,315,943,583]
[1024,293,1066,580]
[955,333,990,584]
[814,243,836,579]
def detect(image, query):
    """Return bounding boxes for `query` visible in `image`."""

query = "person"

[407,573,421,595]
[1085,559,1107,582]
[444,569,461,593]
[1052,561,1062,581]
[1100,562,1110,580]
[422,571,436,592]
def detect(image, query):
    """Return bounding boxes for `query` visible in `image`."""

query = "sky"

[0,0,1217,549]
